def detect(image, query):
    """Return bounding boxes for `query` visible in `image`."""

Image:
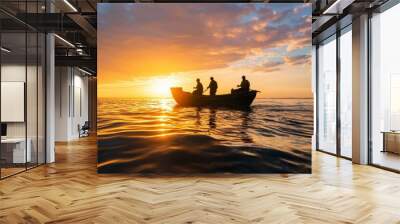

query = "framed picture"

[97,3,312,174]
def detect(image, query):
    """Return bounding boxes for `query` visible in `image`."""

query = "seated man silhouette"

[192,78,204,96]
[205,77,218,96]
[236,75,250,92]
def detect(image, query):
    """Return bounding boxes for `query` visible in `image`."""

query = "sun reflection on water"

[98,98,314,173]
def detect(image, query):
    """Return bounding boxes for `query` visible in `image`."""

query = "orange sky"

[98,3,312,98]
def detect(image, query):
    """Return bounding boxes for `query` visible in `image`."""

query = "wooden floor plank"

[0,136,399,223]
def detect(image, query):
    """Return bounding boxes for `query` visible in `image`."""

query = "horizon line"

[98,96,313,100]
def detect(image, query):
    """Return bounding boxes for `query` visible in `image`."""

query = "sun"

[149,77,178,98]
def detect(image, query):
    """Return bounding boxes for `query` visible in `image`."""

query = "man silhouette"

[237,75,250,92]
[193,78,204,96]
[205,77,218,96]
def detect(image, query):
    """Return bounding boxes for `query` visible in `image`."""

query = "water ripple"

[97,98,313,173]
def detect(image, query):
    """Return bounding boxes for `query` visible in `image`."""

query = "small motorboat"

[170,87,258,107]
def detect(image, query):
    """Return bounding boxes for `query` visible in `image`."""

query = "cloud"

[283,54,311,66]
[98,3,311,83]
[252,60,285,73]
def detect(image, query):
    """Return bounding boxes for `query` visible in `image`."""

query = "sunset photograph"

[97,3,313,173]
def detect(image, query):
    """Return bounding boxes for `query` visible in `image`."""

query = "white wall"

[55,67,70,141]
[55,67,89,141]
[1,65,41,138]
[1,63,46,164]
[1,65,26,139]
[72,73,89,138]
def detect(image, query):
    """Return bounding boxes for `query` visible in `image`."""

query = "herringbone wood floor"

[1,137,400,224]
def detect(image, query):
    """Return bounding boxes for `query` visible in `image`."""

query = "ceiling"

[1,0,394,74]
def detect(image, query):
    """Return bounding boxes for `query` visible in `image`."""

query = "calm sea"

[97,98,313,173]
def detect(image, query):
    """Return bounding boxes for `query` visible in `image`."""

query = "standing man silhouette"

[206,77,218,96]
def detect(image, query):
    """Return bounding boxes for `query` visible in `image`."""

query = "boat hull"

[170,87,257,107]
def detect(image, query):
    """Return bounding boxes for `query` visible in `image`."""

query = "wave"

[97,98,313,174]
[98,134,311,173]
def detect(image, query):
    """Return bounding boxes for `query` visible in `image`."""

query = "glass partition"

[27,31,38,169]
[1,31,28,177]
[317,35,337,154]
[0,1,46,179]
[339,26,352,158]
[370,3,400,171]
[38,32,45,165]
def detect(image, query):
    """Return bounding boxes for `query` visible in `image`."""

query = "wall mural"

[97,3,313,174]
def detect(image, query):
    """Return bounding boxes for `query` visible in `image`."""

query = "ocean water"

[97,98,313,174]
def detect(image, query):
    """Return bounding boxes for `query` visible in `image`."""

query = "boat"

[170,87,258,107]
